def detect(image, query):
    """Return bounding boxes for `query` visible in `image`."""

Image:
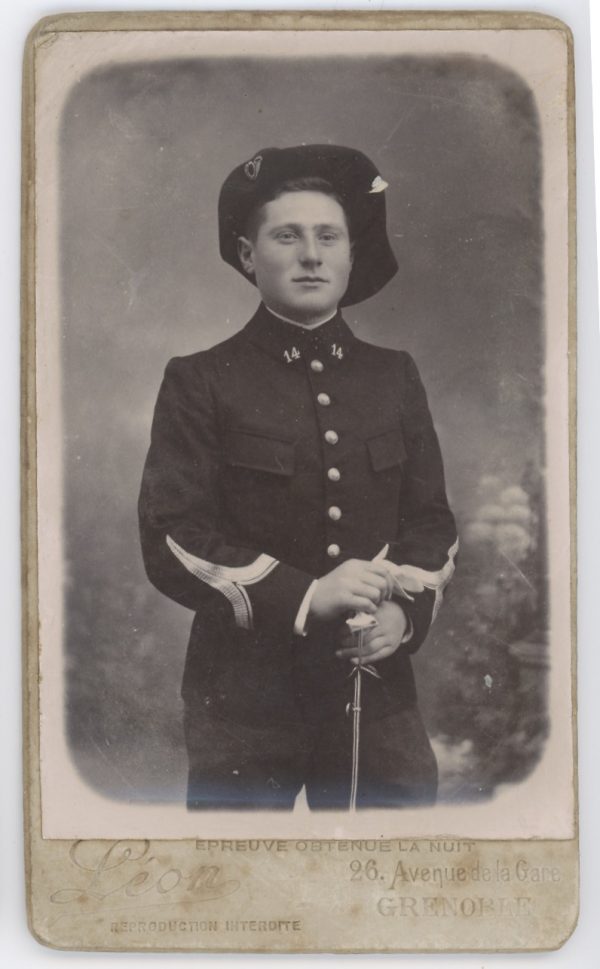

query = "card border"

[21,8,578,952]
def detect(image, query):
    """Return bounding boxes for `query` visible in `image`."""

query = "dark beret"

[218,144,398,306]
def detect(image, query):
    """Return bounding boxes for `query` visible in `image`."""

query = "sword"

[343,540,458,809]
[345,611,379,811]
[345,545,388,811]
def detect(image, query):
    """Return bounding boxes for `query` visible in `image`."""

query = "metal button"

[327,467,341,482]
[324,430,339,445]
[317,392,331,406]
[310,359,324,373]
[328,506,342,521]
[327,543,341,558]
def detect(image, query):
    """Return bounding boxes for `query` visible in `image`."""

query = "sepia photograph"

[23,9,578,952]
[33,16,573,838]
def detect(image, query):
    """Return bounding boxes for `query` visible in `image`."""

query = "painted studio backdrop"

[61,54,545,804]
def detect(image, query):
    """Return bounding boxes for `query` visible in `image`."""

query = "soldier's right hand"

[308,559,393,622]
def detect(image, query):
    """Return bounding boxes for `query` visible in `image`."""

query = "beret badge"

[244,155,263,181]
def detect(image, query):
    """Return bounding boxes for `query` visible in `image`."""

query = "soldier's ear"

[237,236,255,274]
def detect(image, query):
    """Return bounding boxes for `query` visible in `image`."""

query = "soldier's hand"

[335,600,408,663]
[308,559,393,622]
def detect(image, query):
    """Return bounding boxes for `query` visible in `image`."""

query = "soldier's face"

[237,191,353,323]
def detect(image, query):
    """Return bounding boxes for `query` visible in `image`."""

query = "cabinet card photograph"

[23,11,576,952]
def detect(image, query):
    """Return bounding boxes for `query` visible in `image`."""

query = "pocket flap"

[367,427,407,472]
[224,430,295,476]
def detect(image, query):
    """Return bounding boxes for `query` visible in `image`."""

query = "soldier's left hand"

[335,599,408,664]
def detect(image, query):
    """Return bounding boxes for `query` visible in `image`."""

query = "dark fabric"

[184,706,309,811]
[139,303,457,727]
[184,704,438,811]
[218,144,398,306]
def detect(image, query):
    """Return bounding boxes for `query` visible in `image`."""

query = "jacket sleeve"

[138,356,314,640]
[385,352,458,654]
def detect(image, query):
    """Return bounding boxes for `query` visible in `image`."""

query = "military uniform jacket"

[139,303,457,727]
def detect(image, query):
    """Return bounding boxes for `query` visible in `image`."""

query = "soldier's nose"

[300,238,322,265]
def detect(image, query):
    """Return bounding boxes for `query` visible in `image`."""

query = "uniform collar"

[244,302,356,367]
[263,304,338,329]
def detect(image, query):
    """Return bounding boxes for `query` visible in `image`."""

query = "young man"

[138,144,457,811]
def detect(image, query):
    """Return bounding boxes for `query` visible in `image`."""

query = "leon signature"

[50,840,240,905]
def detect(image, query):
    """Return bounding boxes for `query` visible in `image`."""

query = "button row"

[308,359,342,562]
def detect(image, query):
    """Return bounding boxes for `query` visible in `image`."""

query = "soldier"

[138,144,457,811]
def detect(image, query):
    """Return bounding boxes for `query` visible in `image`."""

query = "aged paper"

[23,11,577,951]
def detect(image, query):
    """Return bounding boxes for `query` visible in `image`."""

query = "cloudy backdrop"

[60,53,545,803]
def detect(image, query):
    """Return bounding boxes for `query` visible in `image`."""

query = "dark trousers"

[184,704,438,811]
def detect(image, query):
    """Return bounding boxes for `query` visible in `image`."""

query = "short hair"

[244,176,351,241]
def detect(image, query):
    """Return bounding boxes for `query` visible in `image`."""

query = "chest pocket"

[224,429,295,476]
[367,426,407,472]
